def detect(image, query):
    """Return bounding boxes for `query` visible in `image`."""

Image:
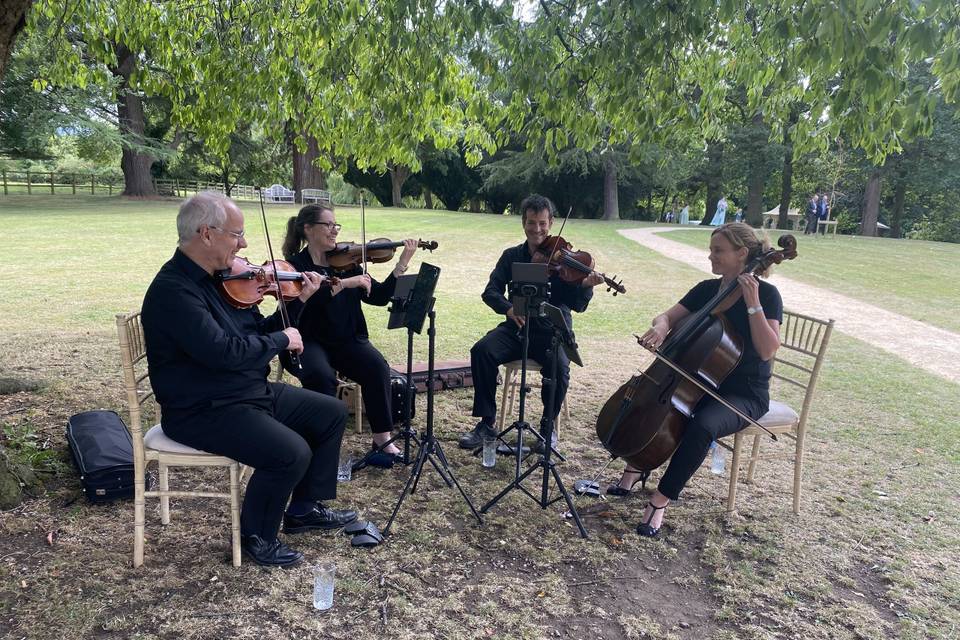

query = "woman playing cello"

[609,222,783,537]
[281,204,418,459]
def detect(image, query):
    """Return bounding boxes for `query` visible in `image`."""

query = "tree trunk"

[221,166,232,196]
[890,156,906,238]
[746,165,765,226]
[601,153,620,220]
[702,140,723,225]
[861,169,881,236]
[387,163,411,207]
[423,188,433,209]
[469,197,482,213]
[0,0,31,80]
[777,144,794,230]
[112,45,156,197]
[292,133,326,202]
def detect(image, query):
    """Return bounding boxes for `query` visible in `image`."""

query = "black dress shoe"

[284,502,358,534]
[241,535,303,568]
[458,421,498,449]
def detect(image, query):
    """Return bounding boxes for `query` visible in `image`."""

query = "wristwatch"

[746,305,763,316]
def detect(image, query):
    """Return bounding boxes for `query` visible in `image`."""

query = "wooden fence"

[1,170,123,196]
[0,172,264,200]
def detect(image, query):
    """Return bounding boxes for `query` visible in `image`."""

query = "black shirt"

[678,278,783,402]
[287,248,396,345]
[141,249,300,423]
[482,241,594,334]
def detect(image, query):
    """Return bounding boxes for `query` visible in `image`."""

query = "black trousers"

[163,383,348,540]
[470,323,570,423]
[657,393,768,501]
[283,338,394,434]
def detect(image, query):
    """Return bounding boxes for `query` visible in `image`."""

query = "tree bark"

[861,169,881,236]
[0,0,31,80]
[890,156,906,238]
[702,140,723,225]
[423,188,433,209]
[777,142,794,230]
[291,132,326,202]
[601,153,620,220]
[387,163,411,207]
[112,45,156,197]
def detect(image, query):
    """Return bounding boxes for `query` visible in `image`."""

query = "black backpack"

[66,410,137,503]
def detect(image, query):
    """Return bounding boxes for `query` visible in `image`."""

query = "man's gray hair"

[177,192,232,245]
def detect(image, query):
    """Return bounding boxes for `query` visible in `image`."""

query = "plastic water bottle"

[709,441,725,475]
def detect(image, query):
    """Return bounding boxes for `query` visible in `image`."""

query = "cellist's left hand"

[737,273,761,308]
[582,272,604,287]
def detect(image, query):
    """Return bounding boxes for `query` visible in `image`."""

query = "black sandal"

[636,501,667,537]
[606,469,648,497]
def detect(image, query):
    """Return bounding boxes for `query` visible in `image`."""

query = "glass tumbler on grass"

[313,562,336,610]
[482,436,497,468]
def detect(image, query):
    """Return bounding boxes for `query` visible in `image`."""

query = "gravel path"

[619,226,960,385]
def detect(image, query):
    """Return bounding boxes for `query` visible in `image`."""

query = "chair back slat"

[116,312,154,440]
[772,310,835,432]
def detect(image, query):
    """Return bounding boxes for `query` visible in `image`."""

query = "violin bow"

[257,187,301,372]
[549,206,573,256]
[633,336,778,441]
[359,189,368,278]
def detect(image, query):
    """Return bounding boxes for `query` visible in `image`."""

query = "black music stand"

[384,264,482,534]
[488,263,555,475]
[480,302,588,538]
[352,271,429,472]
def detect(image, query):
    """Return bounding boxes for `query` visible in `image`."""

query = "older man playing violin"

[459,194,604,453]
[141,192,358,568]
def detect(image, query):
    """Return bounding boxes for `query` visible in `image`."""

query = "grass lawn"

[1,195,958,639]
[664,227,960,334]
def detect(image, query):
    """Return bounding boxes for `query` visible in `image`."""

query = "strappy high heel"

[636,501,667,537]
[606,468,649,496]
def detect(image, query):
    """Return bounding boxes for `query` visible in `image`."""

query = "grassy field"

[664,226,960,334]
[1,196,959,639]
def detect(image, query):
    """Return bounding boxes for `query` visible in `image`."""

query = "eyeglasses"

[311,221,342,232]
[206,226,245,239]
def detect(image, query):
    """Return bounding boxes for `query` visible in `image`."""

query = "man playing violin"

[459,194,604,453]
[141,192,358,568]
[281,204,418,460]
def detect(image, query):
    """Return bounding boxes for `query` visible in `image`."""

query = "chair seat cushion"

[757,400,799,429]
[144,424,213,455]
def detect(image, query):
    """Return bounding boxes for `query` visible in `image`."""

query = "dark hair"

[519,194,555,223]
[282,204,334,259]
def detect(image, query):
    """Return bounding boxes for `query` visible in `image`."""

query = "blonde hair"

[712,222,774,277]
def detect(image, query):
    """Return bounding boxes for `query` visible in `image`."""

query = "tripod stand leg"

[432,441,482,524]
[384,439,431,535]
[480,461,540,513]
[549,464,588,538]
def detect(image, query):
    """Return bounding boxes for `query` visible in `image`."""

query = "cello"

[595,234,798,477]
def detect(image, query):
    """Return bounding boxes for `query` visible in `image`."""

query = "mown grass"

[0,195,958,639]
[664,227,960,334]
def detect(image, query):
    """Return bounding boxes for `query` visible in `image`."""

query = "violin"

[326,238,438,271]
[216,256,337,309]
[532,235,626,296]
[594,234,798,476]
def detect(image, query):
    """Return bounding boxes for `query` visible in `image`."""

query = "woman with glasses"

[281,204,417,459]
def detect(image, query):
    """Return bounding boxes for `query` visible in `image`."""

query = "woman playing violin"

[281,204,418,458]
[610,222,783,538]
